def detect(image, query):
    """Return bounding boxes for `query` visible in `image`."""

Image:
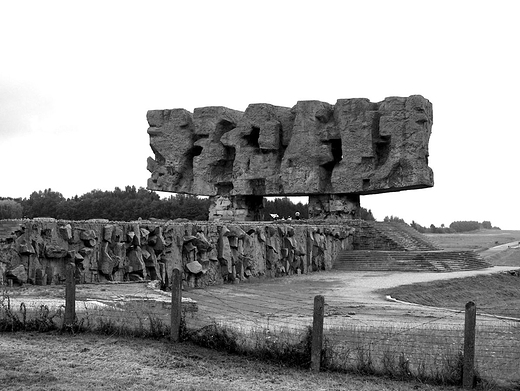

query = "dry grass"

[325,323,466,381]
[381,271,520,388]
[424,229,520,252]
[0,332,457,391]
[383,272,520,318]
[324,320,520,388]
[484,248,520,267]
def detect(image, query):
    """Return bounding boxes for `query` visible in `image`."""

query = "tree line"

[397,218,499,233]
[383,216,500,233]
[1,188,495,231]
[0,187,210,221]
[412,220,499,233]
[0,187,375,222]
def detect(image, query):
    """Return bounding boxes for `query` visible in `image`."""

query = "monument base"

[208,195,264,221]
[308,194,360,220]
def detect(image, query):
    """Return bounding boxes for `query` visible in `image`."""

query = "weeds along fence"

[1,265,519,389]
[181,284,520,388]
[322,296,520,389]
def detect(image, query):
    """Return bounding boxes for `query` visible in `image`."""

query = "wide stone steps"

[334,250,491,272]
[349,220,440,252]
[372,222,439,251]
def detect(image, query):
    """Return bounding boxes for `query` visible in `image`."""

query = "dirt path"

[174,265,519,333]
[5,266,517,330]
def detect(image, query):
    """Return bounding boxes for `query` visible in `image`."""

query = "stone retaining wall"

[0,219,354,288]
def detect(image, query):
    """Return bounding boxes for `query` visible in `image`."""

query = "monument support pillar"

[308,194,360,220]
[208,195,265,221]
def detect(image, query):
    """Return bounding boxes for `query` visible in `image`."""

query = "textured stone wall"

[0,219,353,288]
[147,95,433,197]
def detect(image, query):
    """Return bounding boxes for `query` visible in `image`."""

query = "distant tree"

[54,187,165,221]
[384,215,407,224]
[429,223,453,234]
[22,189,66,218]
[163,194,210,220]
[481,221,493,229]
[20,187,209,221]
[0,199,23,219]
[125,185,137,196]
[56,198,80,220]
[411,220,427,233]
[359,207,375,221]
[449,221,481,233]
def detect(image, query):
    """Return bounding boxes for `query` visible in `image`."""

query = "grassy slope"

[387,229,520,316]
[0,332,457,391]
[484,248,520,266]
[384,272,520,318]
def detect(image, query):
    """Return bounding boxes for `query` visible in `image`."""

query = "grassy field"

[0,332,461,391]
[424,229,520,252]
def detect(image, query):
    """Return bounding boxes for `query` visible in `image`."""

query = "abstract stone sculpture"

[147,95,433,220]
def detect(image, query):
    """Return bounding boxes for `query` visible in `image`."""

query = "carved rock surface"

[7,264,28,283]
[147,95,433,196]
[0,219,353,287]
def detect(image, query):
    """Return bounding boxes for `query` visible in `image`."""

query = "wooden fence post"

[463,301,477,389]
[171,268,182,342]
[311,295,325,372]
[306,230,311,274]
[64,262,76,326]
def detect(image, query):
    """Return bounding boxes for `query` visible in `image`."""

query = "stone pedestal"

[308,194,360,220]
[208,195,264,221]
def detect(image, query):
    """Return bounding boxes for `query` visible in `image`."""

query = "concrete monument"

[147,95,433,220]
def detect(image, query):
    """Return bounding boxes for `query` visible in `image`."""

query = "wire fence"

[179,285,520,387]
[78,298,172,333]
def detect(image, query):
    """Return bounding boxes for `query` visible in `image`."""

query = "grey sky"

[1,0,518,229]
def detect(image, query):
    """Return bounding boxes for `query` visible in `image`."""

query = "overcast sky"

[1,1,518,229]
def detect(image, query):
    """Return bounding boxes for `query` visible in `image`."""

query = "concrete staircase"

[335,221,491,272]
[334,250,491,272]
[348,220,439,251]
[373,222,439,251]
